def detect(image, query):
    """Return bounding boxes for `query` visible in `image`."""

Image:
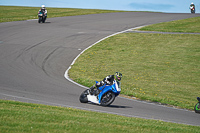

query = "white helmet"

[191,2,194,4]
[41,5,45,9]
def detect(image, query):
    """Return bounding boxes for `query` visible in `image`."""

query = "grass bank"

[69,32,200,110]
[0,6,126,23]
[1,100,199,132]
[139,16,200,33]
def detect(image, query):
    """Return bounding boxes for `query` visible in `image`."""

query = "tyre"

[79,89,89,103]
[100,91,115,106]
[191,10,195,14]
[42,17,46,23]
[194,102,200,113]
[38,17,42,23]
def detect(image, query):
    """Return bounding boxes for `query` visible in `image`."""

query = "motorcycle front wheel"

[194,102,200,113]
[38,17,42,23]
[79,89,89,103]
[42,16,46,23]
[191,10,195,14]
[100,92,115,106]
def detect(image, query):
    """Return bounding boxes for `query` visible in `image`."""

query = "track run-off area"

[0,12,199,126]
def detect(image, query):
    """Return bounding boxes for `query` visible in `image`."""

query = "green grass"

[0,6,126,23]
[139,17,200,33]
[69,33,200,110]
[1,100,199,132]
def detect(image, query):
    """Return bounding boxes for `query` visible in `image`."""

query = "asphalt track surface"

[0,12,200,126]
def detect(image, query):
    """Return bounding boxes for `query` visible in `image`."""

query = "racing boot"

[94,88,100,96]
[91,88,100,96]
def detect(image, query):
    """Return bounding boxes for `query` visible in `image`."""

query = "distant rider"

[189,2,195,12]
[190,2,195,8]
[38,5,47,18]
[89,72,122,95]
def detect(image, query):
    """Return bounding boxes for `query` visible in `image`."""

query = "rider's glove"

[106,80,110,84]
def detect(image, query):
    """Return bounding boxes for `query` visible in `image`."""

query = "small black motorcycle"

[190,6,195,14]
[38,10,47,23]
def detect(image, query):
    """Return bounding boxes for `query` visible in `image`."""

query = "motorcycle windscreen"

[115,81,121,92]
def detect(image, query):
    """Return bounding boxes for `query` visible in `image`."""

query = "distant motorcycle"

[38,10,47,23]
[190,6,195,14]
[79,81,121,106]
[194,97,200,113]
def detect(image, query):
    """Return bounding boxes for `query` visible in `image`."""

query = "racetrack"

[0,12,199,126]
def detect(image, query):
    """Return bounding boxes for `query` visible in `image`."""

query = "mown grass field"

[1,100,199,132]
[0,6,126,23]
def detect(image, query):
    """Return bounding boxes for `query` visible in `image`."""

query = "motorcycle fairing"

[97,80,120,103]
[87,95,99,104]
[195,103,200,110]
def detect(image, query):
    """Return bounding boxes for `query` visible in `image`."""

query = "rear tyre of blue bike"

[79,89,89,103]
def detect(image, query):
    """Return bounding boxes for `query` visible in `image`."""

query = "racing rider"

[189,2,195,12]
[38,5,47,17]
[89,72,122,95]
[190,2,195,8]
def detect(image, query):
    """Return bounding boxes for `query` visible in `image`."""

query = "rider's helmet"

[41,5,45,9]
[191,2,194,5]
[114,72,122,81]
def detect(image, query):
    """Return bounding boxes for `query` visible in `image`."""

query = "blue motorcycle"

[194,97,200,113]
[79,81,121,106]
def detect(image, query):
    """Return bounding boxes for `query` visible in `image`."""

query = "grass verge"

[139,16,200,33]
[0,6,126,23]
[69,33,200,110]
[1,100,199,132]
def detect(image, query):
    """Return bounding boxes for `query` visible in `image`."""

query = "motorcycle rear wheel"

[100,92,115,106]
[79,89,89,103]
[191,10,195,14]
[194,102,200,113]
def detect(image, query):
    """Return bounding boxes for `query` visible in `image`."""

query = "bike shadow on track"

[38,22,51,24]
[108,104,132,108]
[87,102,132,108]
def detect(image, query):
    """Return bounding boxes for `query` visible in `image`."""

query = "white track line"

[64,25,145,87]
[63,25,194,113]
[0,92,195,126]
[0,93,173,121]
[0,26,195,126]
